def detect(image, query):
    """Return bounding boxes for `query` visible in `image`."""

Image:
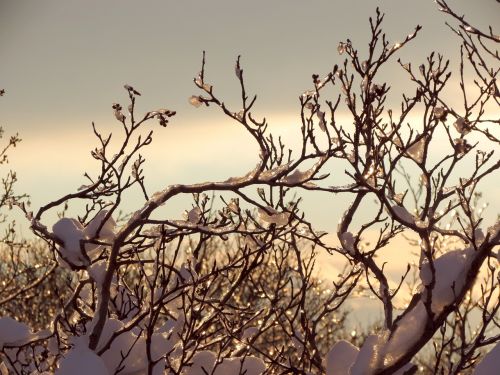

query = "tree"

[0,1,499,374]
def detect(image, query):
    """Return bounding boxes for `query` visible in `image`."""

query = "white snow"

[52,218,88,268]
[84,210,116,241]
[0,317,31,350]
[392,205,415,225]
[339,232,356,255]
[372,246,476,373]
[53,210,116,268]
[379,302,427,369]
[184,350,216,375]
[184,351,265,375]
[56,338,108,375]
[420,247,475,312]
[83,317,179,375]
[474,342,500,375]
[350,335,381,375]
[214,356,266,375]
[325,340,358,375]
[241,327,259,340]
[350,245,478,374]
[326,337,415,375]
[88,260,107,287]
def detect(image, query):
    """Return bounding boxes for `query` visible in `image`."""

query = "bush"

[0,2,498,374]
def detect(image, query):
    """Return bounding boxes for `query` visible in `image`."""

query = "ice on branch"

[302,90,318,99]
[454,138,471,155]
[178,263,198,283]
[453,117,472,135]
[361,76,369,91]
[259,162,291,180]
[433,106,447,120]
[189,95,203,108]
[235,63,242,79]
[405,136,426,163]
[337,42,345,55]
[227,198,240,214]
[184,207,202,224]
[224,163,259,183]
[317,110,327,131]
[257,207,290,226]
[280,166,315,184]
[112,103,126,122]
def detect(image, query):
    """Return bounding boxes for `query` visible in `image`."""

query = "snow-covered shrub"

[1,1,499,374]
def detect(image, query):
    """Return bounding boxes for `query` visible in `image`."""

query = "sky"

[0,0,498,243]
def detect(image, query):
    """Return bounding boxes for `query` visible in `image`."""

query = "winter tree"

[0,1,499,374]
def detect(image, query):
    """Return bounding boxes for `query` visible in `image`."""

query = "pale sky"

[0,0,498,233]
